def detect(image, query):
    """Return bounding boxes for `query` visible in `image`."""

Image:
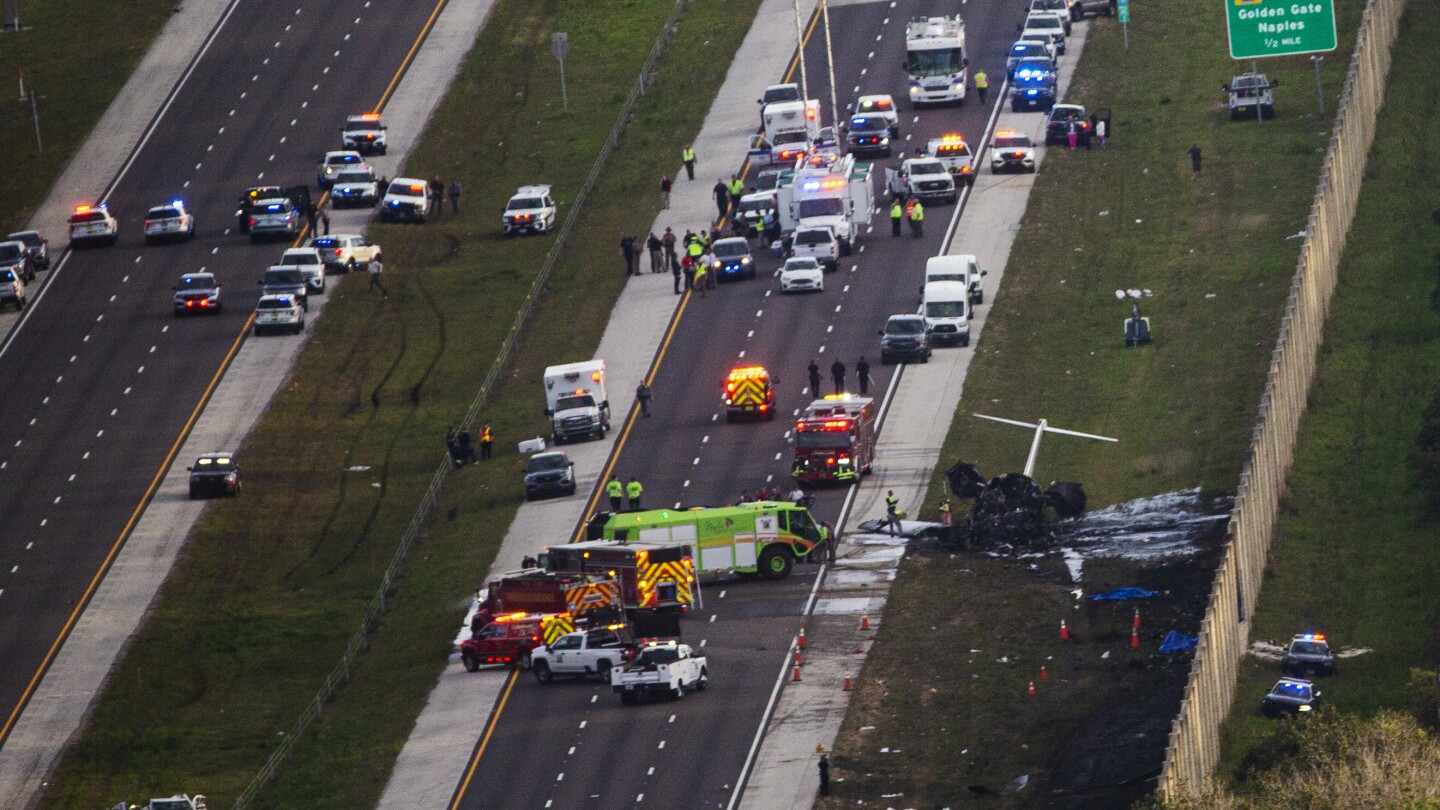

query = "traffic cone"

[1060,618,1069,641]
[793,664,803,682]
[1027,680,1036,697]
[1040,665,1048,681]
[860,614,871,631]
[843,673,853,691]
[796,649,804,667]
[1131,627,1140,649]
[798,628,807,649]
[1133,608,1141,630]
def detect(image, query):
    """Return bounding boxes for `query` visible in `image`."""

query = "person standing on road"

[660,174,673,209]
[890,198,903,237]
[368,258,387,296]
[908,199,925,238]
[681,254,695,294]
[448,181,462,213]
[974,71,988,104]
[445,427,459,467]
[621,234,640,276]
[856,356,871,395]
[692,261,709,297]
[636,382,652,417]
[808,359,822,396]
[607,476,624,512]
[429,176,445,218]
[818,754,830,796]
[671,254,684,294]
[884,490,903,536]
[646,232,664,273]
[727,175,745,203]
[1067,120,1078,150]
[712,178,730,222]
[479,423,493,460]
[662,227,678,269]
[682,144,697,180]
[830,359,846,395]
[1188,143,1203,178]
[626,477,644,511]
[319,207,330,236]
[305,201,319,235]
[457,428,477,466]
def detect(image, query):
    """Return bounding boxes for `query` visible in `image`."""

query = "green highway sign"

[1225,0,1336,59]
[1117,0,1129,23]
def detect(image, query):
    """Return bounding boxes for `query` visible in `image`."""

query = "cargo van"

[924,254,986,305]
[919,280,972,346]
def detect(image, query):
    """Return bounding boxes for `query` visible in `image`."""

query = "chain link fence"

[1156,0,1407,799]
[232,2,693,805]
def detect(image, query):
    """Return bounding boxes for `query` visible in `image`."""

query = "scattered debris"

[345,465,372,472]
[1089,588,1158,601]
[1159,631,1198,653]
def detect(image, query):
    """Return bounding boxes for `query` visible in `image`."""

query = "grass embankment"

[39,0,760,806]
[0,0,174,233]
[819,0,1370,805]
[1214,0,1440,785]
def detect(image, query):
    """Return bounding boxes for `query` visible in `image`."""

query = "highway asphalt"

[0,0,447,746]
[450,0,1033,806]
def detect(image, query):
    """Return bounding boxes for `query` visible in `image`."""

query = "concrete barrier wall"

[1157,0,1407,797]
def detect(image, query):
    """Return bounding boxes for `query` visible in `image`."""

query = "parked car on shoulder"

[309,233,382,273]
[0,240,35,282]
[524,451,577,500]
[5,230,49,270]
[253,294,305,335]
[188,452,240,498]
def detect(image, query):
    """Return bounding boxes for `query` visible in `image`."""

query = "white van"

[924,254,987,305]
[919,280,972,346]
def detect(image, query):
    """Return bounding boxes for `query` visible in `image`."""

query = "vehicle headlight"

[713,261,722,269]
[741,256,751,264]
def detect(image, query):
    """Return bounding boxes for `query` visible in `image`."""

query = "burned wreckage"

[943,461,1088,549]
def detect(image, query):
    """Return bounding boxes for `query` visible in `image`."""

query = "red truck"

[790,395,877,484]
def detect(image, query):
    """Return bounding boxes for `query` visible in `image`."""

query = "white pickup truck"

[530,628,628,684]
[611,641,708,704]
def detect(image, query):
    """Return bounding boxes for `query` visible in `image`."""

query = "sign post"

[551,32,570,112]
[1116,0,1129,51]
[1224,0,1336,60]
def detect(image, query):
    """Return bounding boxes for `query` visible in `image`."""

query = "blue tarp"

[1159,630,1198,654]
[1087,587,1158,601]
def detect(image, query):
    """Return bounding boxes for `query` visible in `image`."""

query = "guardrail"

[1156,0,1407,799]
[232,1,694,806]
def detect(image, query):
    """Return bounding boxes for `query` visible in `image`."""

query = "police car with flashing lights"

[341,113,388,155]
[1007,39,1056,79]
[247,198,302,241]
[1028,0,1074,33]
[1283,633,1336,677]
[845,116,893,157]
[68,203,119,247]
[309,233,382,273]
[502,185,557,236]
[853,94,899,136]
[381,177,432,223]
[924,135,976,186]
[172,272,222,316]
[1010,58,1057,111]
[1260,678,1322,718]
[900,157,957,204]
[990,130,1036,173]
[188,452,241,498]
[710,237,756,281]
[316,150,364,187]
[143,200,197,244]
[331,165,382,207]
[6,230,49,270]
[253,294,305,335]
[0,241,35,283]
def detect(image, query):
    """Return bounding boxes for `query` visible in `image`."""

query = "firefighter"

[884,490,903,536]
[607,476,624,512]
[626,477,644,511]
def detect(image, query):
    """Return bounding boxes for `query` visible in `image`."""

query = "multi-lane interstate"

[449,0,1032,806]
[0,0,450,747]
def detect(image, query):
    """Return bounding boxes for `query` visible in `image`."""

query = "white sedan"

[777,256,824,293]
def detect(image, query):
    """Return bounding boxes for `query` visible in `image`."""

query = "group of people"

[736,484,807,505]
[807,357,873,397]
[445,423,493,467]
[624,226,732,296]
[606,475,645,512]
[425,176,463,216]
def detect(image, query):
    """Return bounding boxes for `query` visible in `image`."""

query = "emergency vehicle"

[905,15,968,105]
[341,112,388,155]
[143,200,196,244]
[68,203,119,247]
[723,365,776,422]
[791,395,877,485]
[463,570,625,669]
[776,153,874,251]
[586,501,829,581]
[924,135,977,186]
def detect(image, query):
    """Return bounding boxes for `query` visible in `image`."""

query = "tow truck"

[776,153,874,253]
[924,134,977,186]
[612,641,708,704]
[905,15,968,105]
[723,365,776,422]
[68,203,119,247]
[791,395,877,484]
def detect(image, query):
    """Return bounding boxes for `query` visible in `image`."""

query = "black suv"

[845,115,893,157]
[188,453,241,498]
[879,314,932,364]
[0,240,35,283]
[5,231,49,271]
[524,452,577,500]
[1045,104,1094,146]
[1010,58,1057,111]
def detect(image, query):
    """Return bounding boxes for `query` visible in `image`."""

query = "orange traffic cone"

[796,649,804,667]
[843,673,853,691]
[1027,680,1037,696]
[798,628,807,649]
[1133,608,1141,630]
[793,664,803,682]
[1060,619,1069,640]
[1040,665,1048,681]
[1131,627,1140,649]
[860,614,871,631]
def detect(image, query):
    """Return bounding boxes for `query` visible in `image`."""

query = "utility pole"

[822,0,838,132]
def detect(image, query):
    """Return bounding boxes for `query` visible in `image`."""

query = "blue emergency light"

[1027,89,1038,96]
[801,181,820,192]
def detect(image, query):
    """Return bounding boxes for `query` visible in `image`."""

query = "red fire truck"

[790,395,877,484]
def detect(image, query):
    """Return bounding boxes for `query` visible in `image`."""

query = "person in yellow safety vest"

[727,175,745,201]
[884,490,903,536]
[890,199,904,237]
[692,262,709,297]
[974,71,989,104]
[908,200,924,238]
[626,477,644,511]
[606,476,624,512]
[939,496,952,527]
[479,423,493,460]
[682,145,696,180]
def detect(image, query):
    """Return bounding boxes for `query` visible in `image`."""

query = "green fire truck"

[585,502,828,580]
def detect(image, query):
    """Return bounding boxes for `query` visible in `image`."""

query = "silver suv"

[0,240,35,282]
[0,268,26,311]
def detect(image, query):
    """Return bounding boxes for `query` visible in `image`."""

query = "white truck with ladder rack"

[904,16,968,105]
[775,153,874,253]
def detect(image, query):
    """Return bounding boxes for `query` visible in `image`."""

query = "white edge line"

[940,75,1010,252]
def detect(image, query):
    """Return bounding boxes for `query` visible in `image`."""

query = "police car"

[710,237,756,281]
[846,116,893,157]
[501,185,557,236]
[172,272,222,316]
[143,200,196,244]
[68,203,119,247]
[1007,39,1056,79]
[247,198,302,241]
[253,294,305,335]
[5,230,49,270]
[924,135,976,186]
[1225,72,1277,120]
[1020,12,1068,55]
[1010,57,1057,111]
[331,165,382,207]
[341,113,388,155]
[853,94,899,136]
[1260,678,1322,718]
[380,178,432,223]
[188,452,241,499]
[316,150,364,187]
[0,240,35,282]
[309,233,382,273]
[1283,633,1336,677]
[990,130,1036,173]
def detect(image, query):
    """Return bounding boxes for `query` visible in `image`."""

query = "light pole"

[822,0,839,133]
[1310,54,1324,115]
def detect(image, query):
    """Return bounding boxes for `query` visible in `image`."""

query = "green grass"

[1215,0,1440,783]
[0,0,175,234]
[37,0,762,806]
[821,0,1373,803]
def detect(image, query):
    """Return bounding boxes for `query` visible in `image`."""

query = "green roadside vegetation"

[38,0,761,806]
[1206,0,1440,792]
[818,0,1372,805]
[0,0,175,233]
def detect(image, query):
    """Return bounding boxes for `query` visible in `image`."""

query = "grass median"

[37,0,761,806]
[819,0,1371,806]
[1214,0,1440,785]
[0,1,175,233]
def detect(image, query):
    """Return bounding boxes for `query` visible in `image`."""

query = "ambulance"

[586,502,829,580]
[723,365,776,422]
[790,395,877,485]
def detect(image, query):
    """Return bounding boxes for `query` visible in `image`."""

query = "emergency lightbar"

[800,179,847,192]
[409,184,425,192]
[494,611,530,623]
[995,130,1017,137]
[940,134,964,144]
[361,113,381,120]
[728,366,769,379]
[1298,633,1326,641]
